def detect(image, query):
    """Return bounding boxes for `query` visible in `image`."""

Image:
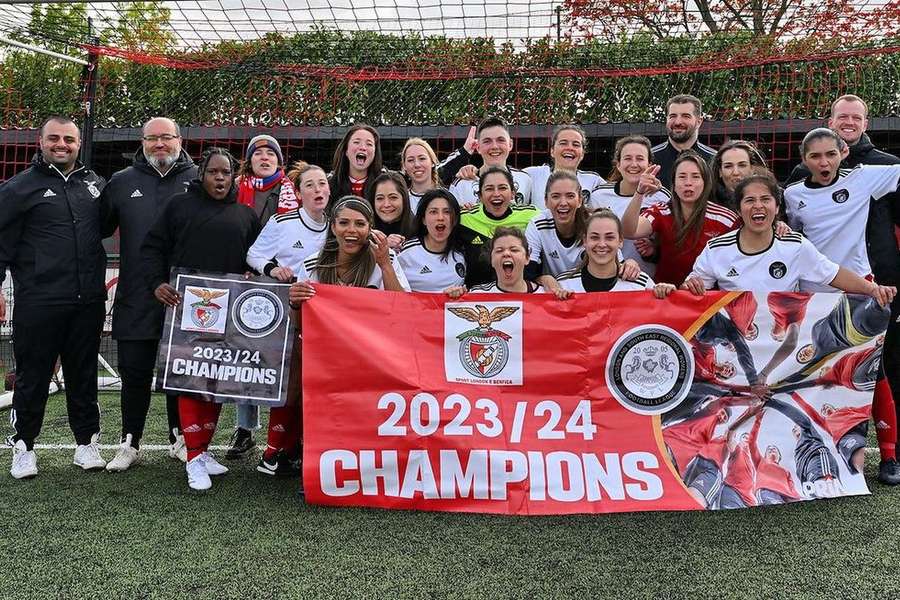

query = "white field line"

[0,444,263,451]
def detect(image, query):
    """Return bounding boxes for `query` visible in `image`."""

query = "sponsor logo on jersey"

[180,287,229,334]
[797,200,806,209]
[42,189,57,197]
[444,302,523,385]
[549,250,560,259]
[455,262,467,278]
[471,235,484,245]
[420,266,432,275]
[231,288,284,338]
[832,189,850,204]
[292,240,304,249]
[130,189,143,198]
[606,325,694,416]
[768,261,787,279]
[726,267,739,277]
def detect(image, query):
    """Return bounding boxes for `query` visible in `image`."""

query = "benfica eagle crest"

[180,287,230,334]
[448,304,520,379]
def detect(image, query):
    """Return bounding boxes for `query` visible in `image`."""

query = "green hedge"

[1,29,898,128]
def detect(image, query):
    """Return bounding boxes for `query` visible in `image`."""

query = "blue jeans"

[236,403,259,431]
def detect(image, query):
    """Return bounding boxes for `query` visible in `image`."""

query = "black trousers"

[11,302,105,449]
[117,339,181,446]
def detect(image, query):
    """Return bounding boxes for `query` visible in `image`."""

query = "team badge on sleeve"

[181,287,229,334]
[606,325,694,415]
[832,189,849,204]
[444,302,523,385]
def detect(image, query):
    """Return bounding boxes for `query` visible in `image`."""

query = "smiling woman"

[524,124,603,209]
[291,195,410,292]
[367,171,415,249]
[457,167,538,287]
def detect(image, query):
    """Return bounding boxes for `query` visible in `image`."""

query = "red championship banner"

[302,286,888,515]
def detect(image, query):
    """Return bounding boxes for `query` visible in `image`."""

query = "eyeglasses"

[142,134,180,143]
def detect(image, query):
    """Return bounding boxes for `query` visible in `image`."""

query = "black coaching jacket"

[0,153,107,306]
[102,148,197,340]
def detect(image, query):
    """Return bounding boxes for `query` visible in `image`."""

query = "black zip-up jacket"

[141,180,261,292]
[0,153,107,306]
[102,148,197,340]
[788,134,900,286]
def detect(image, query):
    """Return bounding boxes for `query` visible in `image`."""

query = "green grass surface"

[2,392,899,599]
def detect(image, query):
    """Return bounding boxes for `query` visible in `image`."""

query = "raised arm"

[622,165,660,240]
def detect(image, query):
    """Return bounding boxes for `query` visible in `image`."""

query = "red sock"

[263,405,300,460]
[178,395,222,461]
[873,377,897,461]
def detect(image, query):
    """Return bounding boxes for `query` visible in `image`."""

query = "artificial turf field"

[2,392,899,600]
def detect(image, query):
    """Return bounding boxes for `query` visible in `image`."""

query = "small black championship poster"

[157,269,296,407]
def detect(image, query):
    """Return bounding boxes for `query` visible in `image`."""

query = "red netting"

[0,1,899,374]
[0,1,897,183]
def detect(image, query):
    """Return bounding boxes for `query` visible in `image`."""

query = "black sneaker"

[878,459,900,485]
[257,452,300,477]
[257,454,280,476]
[225,428,255,460]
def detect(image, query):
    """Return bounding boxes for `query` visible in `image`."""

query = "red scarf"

[237,169,300,214]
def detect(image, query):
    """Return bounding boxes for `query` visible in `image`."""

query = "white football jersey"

[524,209,586,276]
[397,238,466,292]
[589,182,672,277]
[523,164,603,210]
[784,164,900,289]
[298,249,411,291]
[688,229,840,292]
[556,268,654,293]
[468,281,544,294]
[246,207,327,275]
[448,168,533,206]
[408,190,425,215]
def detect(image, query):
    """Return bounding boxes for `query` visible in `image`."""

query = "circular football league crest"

[606,325,694,415]
[231,289,284,338]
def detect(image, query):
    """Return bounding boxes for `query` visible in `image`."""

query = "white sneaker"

[11,440,37,479]
[200,452,229,476]
[186,456,211,491]
[73,434,106,470]
[168,429,187,463]
[106,434,139,472]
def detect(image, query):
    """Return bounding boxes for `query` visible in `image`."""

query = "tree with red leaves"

[563,0,900,43]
